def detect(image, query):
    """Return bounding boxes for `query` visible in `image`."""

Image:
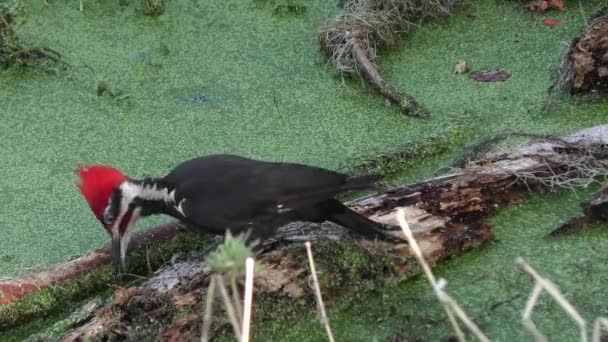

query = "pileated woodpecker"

[76,154,394,273]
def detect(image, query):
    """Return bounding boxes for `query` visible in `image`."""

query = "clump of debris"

[549,14,608,98]
[0,4,61,69]
[318,0,463,117]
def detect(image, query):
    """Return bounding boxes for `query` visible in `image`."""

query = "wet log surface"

[56,125,608,341]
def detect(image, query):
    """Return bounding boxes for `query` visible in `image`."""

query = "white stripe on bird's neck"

[119,181,176,204]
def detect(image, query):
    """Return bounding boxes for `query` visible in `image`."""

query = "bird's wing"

[165,155,356,229]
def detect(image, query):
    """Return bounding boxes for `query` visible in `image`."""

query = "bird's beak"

[109,207,140,274]
[111,231,126,274]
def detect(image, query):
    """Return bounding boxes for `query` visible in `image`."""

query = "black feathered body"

[143,154,386,240]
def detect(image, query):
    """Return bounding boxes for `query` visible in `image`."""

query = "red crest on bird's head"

[76,165,126,227]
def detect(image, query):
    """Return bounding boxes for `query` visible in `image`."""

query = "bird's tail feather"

[325,200,388,239]
[343,174,380,191]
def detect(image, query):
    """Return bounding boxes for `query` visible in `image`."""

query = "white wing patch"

[277,203,291,213]
[176,199,187,217]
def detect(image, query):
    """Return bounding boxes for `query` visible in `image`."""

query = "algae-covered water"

[2,0,608,340]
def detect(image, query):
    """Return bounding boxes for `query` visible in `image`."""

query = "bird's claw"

[379,223,402,232]
[379,233,406,243]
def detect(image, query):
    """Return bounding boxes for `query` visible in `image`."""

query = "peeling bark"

[54,125,608,341]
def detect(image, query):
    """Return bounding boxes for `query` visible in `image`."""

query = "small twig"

[592,317,608,342]
[486,294,523,312]
[273,91,282,116]
[522,283,547,342]
[217,275,243,341]
[305,241,335,342]
[231,276,243,324]
[201,276,217,342]
[241,258,255,342]
[145,244,152,274]
[517,258,587,342]
[579,1,588,27]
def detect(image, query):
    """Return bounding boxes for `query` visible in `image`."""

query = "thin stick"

[522,283,547,342]
[397,209,468,342]
[217,275,243,341]
[592,317,608,342]
[145,244,152,274]
[434,279,491,342]
[516,258,587,342]
[231,276,243,323]
[201,276,217,342]
[578,1,588,27]
[242,258,255,342]
[305,241,335,342]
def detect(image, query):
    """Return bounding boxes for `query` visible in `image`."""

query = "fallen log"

[53,125,608,341]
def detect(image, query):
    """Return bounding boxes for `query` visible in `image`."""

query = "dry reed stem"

[231,277,243,324]
[200,276,217,342]
[217,275,243,341]
[517,258,587,342]
[241,258,255,342]
[305,241,335,342]
[397,209,491,342]
[592,317,608,342]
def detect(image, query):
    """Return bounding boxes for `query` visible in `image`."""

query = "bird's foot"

[170,251,188,266]
[376,231,406,243]
[378,223,402,232]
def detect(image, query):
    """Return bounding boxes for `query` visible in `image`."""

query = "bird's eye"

[103,208,114,225]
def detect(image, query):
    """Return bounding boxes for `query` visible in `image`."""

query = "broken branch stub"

[318,0,460,117]
[548,14,608,107]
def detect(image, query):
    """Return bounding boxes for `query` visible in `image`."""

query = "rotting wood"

[547,14,608,109]
[54,125,608,341]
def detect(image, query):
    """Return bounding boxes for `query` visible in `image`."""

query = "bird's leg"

[377,223,403,231]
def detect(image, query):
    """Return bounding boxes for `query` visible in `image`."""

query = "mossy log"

[48,125,608,341]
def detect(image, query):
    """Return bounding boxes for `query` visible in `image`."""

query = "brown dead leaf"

[161,314,200,342]
[172,291,198,308]
[527,0,566,12]
[543,18,565,27]
[549,0,566,11]
[469,69,511,82]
